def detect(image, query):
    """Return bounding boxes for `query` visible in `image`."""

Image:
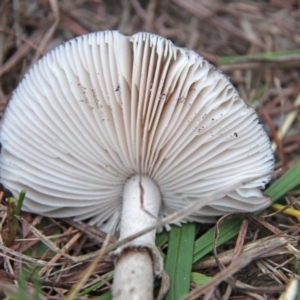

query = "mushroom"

[0,31,274,299]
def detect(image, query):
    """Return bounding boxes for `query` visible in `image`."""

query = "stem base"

[112,248,153,300]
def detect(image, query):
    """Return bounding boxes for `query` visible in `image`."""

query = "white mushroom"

[0,31,274,299]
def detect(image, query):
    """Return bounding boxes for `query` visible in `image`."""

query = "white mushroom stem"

[112,175,162,300]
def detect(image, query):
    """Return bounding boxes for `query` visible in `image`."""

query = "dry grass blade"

[0,243,61,267]
[30,0,60,65]
[64,230,114,299]
[38,231,82,276]
[182,237,289,300]
[193,235,298,270]
[0,30,46,77]
[63,218,117,244]
[235,280,285,294]
[13,213,78,262]
[272,91,300,151]
[172,0,265,48]
[0,29,44,53]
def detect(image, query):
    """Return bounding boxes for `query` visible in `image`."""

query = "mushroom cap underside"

[0,31,274,231]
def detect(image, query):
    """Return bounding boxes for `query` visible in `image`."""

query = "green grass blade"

[295,260,300,300]
[97,291,111,300]
[155,230,168,248]
[155,230,169,260]
[191,272,211,285]
[78,274,113,296]
[165,223,195,300]
[218,49,300,64]
[249,85,265,105]
[16,190,26,216]
[266,160,300,202]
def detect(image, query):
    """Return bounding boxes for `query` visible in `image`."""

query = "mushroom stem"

[112,175,161,300]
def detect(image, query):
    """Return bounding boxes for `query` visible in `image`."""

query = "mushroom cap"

[0,31,274,231]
